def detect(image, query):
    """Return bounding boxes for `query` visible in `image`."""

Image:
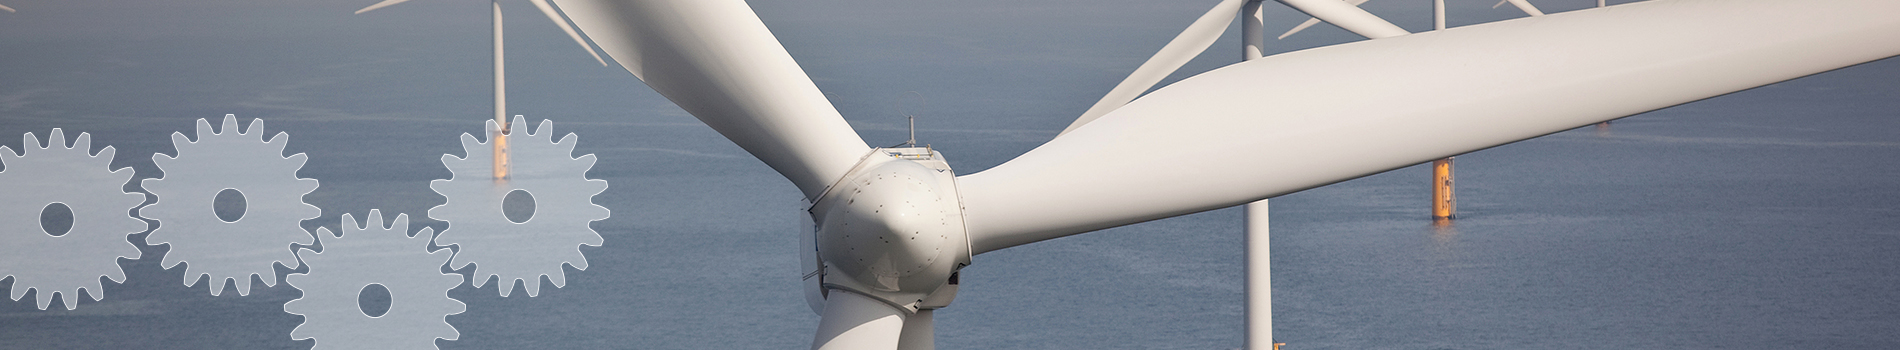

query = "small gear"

[142,115,319,296]
[284,210,464,349]
[430,116,608,297]
[0,129,146,310]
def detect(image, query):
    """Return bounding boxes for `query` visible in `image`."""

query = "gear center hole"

[358,283,392,318]
[213,188,246,223]
[502,189,535,224]
[40,202,73,237]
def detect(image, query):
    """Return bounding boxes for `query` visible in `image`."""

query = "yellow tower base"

[1432,157,1455,221]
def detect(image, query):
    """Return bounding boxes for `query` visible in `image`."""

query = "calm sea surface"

[2,1,1897,349]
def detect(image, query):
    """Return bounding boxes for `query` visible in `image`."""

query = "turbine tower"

[354,0,605,179]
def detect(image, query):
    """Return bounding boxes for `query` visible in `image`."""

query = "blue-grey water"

[3,0,1898,349]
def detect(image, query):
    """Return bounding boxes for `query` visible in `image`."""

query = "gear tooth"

[389,212,410,233]
[171,131,194,148]
[234,276,253,296]
[529,118,552,139]
[524,277,543,297]
[569,248,594,269]
[243,118,265,137]
[285,151,308,168]
[23,131,42,149]
[156,244,182,267]
[286,322,310,341]
[485,118,503,137]
[583,227,606,245]
[195,117,217,137]
[281,296,305,315]
[588,179,610,197]
[36,290,56,310]
[9,283,28,301]
[70,131,92,152]
[84,282,106,303]
[45,128,66,149]
[574,153,599,170]
[440,323,463,341]
[1,145,18,159]
[546,269,568,287]
[341,212,362,234]
[570,151,592,166]
[219,114,241,135]
[257,271,279,287]
[104,261,129,283]
[414,227,435,244]
[368,210,389,230]
[510,115,530,136]
[95,144,119,164]
[207,276,226,297]
[460,132,485,152]
[449,251,475,272]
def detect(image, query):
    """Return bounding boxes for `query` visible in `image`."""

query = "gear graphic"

[0,129,146,310]
[430,116,608,297]
[285,210,464,349]
[142,115,319,296]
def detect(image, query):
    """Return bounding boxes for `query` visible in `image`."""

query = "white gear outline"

[0,129,146,310]
[285,210,464,349]
[142,115,319,296]
[429,116,608,297]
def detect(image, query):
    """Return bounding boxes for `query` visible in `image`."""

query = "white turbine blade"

[0,4,15,13]
[1504,0,1547,16]
[1277,18,1325,40]
[1275,0,1408,39]
[354,0,411,14]
[958,0,1900,254]
[553,0,871,199]
[530,0,609,66]
[896,309,935,350]
[1276,0,1371,40]
[813,291,906,350]
[1060,0,1247,136]
[1493,0,1509,9]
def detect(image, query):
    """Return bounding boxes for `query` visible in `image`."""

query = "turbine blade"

[1061,0,1247,136]
[1494,0,1508,9]
[354,0,411,14]
[1277,0,1371,40]
[0,4,15,13]
[1276,18,1325,40]
[1505,0,1547,16]
[554,0,871,200]
[812,291,905,350]
[530,0,609,66]
[897,309,936,350]
[1275,0,1408,39]
[958,0,1900,254]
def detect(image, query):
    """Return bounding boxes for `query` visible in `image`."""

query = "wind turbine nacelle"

[807,148,971,312]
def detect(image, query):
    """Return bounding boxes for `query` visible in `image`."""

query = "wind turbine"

[549,0,1900,349]
[0,4,14,13]
[1493,0,1547,16]
[354,0,606,179]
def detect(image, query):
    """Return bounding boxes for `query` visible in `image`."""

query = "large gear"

[0,129,146,310]
[284,210,464,349]
[142,115,319,296]
[430,116,608,297]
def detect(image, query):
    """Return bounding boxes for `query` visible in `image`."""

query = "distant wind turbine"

[355,0,606,179]
[1494,0,1546,16]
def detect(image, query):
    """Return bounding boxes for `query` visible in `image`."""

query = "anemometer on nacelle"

[800,146,972,315]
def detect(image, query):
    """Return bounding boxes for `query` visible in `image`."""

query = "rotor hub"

[810,148,970,310]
